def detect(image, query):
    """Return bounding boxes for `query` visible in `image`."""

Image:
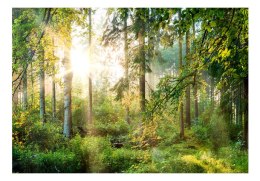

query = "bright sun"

[69,26,124,83]
[70,48,89,78]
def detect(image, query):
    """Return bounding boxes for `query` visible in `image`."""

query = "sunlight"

[70,47,89,78]
[110,64,124,81]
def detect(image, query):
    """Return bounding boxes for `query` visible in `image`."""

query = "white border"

[10,0,251,8]
[1,0,259,181]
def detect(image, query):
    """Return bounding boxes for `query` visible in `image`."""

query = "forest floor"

[12,101,248,173]
[13,120,248,173]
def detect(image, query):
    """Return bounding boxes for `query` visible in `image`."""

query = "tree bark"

[22,68,28,110]
[39,51,46,123]
[30,62,34,108]
[124,10,130,124]
[185,30,191,129]
[210,77,214,106]
[139,21,146,113]
[243,77,248,149]
[192,21,199,121]
[194,84,199,120]
[52,65,56,120]
[178,10,184,139]
[63,46,73,138]
[88,8,93,126]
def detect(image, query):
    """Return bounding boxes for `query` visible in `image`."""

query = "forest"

[12,8,248,173]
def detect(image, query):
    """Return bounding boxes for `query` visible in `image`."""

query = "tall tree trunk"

[22,68,28,110]
[210,77,214,106]
[12,73,19,111]
[124,10,130,124]
[178,10,184,139]
[192,21,199,121]
[139,23,145,113]
[52,38,56,120]
[243,77,248,149]
[63,46,73,138]
[88,8,93,126]
[194,85,199,120]
[238,82,243,127]
[52,65,56,120]
[30,62,34,108]
[39,52,46,123]
[185,30,191,129]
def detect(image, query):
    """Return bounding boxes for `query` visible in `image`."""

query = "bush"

[192,120,210,144]
[13,109,66,151]
[103,148,150,173]
[68,135,113,173]
[94,96,124,124]
[218,146,248,172]
[94,119,129,137]
[26,121,66,151]
[209,109,229,152]
[13,145,82,173]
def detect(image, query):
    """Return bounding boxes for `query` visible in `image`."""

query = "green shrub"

[209,109,229,152]
[83,136,112,172]
[13,145,82,173]
[169,156,206,173]
[25,121,66,151]
[94,119,129,137]
[103,148,146,173]
[94,96,124,124]
[218,146,248,173]
[13,109,66,151]
[68,136,113,173]
[192,120,210,144]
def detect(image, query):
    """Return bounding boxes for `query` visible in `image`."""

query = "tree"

[39,49,46,123]
[88,8,93,126]
[22,65,28,110]
[63,44,73,137]
[185,29,191,129]
[52,52,56,120]
[178,10,185,139]
[136,9,146,112]
[191,15,199,121]
[123,9,130,124]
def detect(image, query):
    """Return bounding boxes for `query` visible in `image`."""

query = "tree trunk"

[12,74,19,110]
[39,52,46,123]
[30,62,34,108]
[22,68,28,110]
[88,8,93,126]
[178,10,184,139]
[194,85,199,120]
[185,30,191,129]
[124,10,130,124]
[192,21,199,121]
[139,23,145,113]
[210,77,214,106]
[88,77,93,125]
[238,82,243,127]
[63,46,73,138]
[243,77,248,149]
[52,65,56,120]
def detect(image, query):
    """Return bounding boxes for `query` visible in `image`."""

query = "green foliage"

[13,145,82,173]
[218,146,248,172]
[209,109,230,152]
[94,120,129,137]
[13,109,65,151]
[68,135,113,173]
[191,120,210,144]
[93,94,129,137]
[103,148,143,173]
